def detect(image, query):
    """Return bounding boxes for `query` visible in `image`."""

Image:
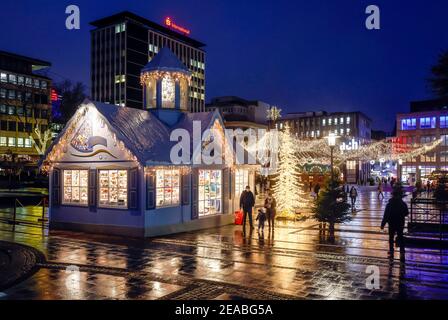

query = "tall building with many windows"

[397,98,448,184]
[90,11,206,112]
[0,50,52,172]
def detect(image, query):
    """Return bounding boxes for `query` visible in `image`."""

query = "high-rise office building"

[90,11,206,112]
[0,50,52,171]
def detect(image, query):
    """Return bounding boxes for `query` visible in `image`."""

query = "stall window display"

[235,169,249,197]
[156,169,180,207]
[198,170,222,217]
[99,170,128,208]
[63,170,88,205]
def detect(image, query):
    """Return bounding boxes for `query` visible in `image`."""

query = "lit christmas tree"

[272,124,308,218]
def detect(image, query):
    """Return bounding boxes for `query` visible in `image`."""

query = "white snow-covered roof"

[42,100,224,166]
[141,47,191,75]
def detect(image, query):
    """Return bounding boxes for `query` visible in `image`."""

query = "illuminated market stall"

[41,48,258,237]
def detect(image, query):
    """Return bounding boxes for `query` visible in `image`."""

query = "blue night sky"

[1,0,448,131]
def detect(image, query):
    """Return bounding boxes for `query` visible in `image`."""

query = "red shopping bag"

[234,210,243,225]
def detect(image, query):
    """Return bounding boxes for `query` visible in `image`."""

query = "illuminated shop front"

[43,48,259,237]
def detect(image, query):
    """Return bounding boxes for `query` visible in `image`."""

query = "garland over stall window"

[99,170,128,208]
[63,170,88,205]
[156,169,180,207]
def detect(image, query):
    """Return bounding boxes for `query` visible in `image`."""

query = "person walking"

[377,182,384,200]
[314,183,321,199]
[240,185,255,230]
[350,186,358,209]
[381,186,409,255]
[264,190,277,230]
[256,208,267,234]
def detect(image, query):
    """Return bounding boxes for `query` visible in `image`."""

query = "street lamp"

[327,133,338,181]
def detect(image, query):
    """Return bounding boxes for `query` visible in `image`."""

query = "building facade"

[397,98,448,184]
[206,96,269,125]
[90,11,206,112]
[278,111,372,184]
[0,51,52,173]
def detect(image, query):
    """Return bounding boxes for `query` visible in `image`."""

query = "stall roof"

[43,100,223,166]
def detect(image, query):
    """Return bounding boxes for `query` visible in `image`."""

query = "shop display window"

[198,170,222,217]
[156,169,180,207]
[235,169,249,197]
[99,170,128,208]
[63,170,88,205]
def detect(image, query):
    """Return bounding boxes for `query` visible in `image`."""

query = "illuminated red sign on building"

[51,88,59,102]
[164,17,191,35]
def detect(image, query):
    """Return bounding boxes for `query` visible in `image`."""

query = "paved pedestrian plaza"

[1,188,447,300]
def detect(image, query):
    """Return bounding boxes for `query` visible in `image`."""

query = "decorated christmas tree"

[312,173,352,240]
[272,124,308,219]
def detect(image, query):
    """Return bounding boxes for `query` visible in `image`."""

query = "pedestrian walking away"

[314,183,321,199]
[240,185,255,230]
[350,186,358,209]
[381,185,409,255]
[264,190,277,230]
[377,182,384,200]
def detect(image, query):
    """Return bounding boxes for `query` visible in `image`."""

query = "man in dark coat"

[240,185,255,229]
[381,186,409,254]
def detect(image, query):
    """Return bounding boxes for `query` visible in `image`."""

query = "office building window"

[420,117,436,129]
[7,90,15,100]
[7,106,15,115]
[25,138,32,148]
[25,78,32,87]
[420,136,436,162]
[8,137,15,147]
[0,88,6,98]
[17,76,24,85]
[440,150,448,162]
[0,137,6,146]
[442,135,448,146]
[401,118,417,130]
[441,116,448,129]
[340,117,344,124]
[8,74,17,84]
[41,81,47,89]
[17,137,24,148]
[115,23,126,34]
[0,73,7,83]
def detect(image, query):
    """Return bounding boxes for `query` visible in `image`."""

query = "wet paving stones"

[1,187,448,300]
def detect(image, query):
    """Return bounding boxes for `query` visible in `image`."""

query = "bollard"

[42,197,46,227]
[12,199,17,232]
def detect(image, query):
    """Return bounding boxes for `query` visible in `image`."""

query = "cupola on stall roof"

[140,47,191,125]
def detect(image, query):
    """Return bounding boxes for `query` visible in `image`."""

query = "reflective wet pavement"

[1,187,448,300]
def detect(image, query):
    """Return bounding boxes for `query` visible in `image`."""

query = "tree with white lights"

[272,124,308,218]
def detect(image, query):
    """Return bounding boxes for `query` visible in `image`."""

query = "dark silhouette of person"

[264,190,277,230]
[381,186,409,255]
[350,186,358,208]
[314,183,321,198]
[240,185,255,230]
